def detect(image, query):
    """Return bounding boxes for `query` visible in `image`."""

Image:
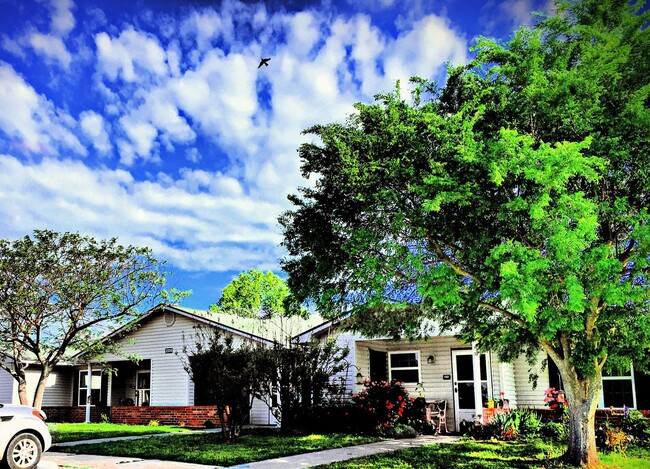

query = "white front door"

[452,349,491,431]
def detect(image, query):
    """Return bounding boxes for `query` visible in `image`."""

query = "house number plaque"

[165,347,173,354]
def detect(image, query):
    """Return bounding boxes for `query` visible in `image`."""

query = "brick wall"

[42,406,110,423]
[111,406,223,427]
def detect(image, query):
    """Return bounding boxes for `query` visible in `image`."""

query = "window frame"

[388,350,421,384]
[78,369,102,406]
[599,363,637,409]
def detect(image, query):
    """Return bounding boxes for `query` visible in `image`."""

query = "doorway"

[452,349,491,431]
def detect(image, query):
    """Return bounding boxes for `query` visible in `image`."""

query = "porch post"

[471,342,483,423]
[107,369,112,407]
[85,363,92,423]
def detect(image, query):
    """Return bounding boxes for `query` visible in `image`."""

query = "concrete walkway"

[39,433,459,468]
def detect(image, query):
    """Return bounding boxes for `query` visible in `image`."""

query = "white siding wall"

[512,350,549,408]
[0,368,14,403]
[250,397,278,426]
[499,362,517,407]
[96,313,199,406]
[22,368,73,406]
[354,336,465,431]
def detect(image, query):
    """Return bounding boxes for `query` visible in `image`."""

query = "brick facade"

[41,405,224,427]
[42,406,110,423]
[111,406,223,427]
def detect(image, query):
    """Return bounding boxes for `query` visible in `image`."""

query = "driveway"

[39,452,218,468]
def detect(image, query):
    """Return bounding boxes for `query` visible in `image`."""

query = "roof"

[73,303,326,360]
[170,305,326,343]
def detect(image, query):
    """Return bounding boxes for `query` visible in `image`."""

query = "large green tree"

[280,0,650,466]
[0,230,176,408]
[211,269,292,318]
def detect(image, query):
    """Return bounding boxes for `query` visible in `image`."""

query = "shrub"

[462,408,542,441]
[386,423,418,439]
[100,413,111,424]
[352,379,411,434]
[540,421,568,442]
[148,420,160,427]
[203,419,216,429]
[622,409,650,448]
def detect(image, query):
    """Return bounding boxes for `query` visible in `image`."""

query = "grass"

[52,428,380,466]
[315,439,650,469]
[48,422,189,443]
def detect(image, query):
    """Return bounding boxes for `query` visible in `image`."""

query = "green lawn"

[48,422,189,443]
[315,440,650,469]
[52,428,380,466]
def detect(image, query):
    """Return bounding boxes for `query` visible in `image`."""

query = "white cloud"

[95,29,168,82]
[383,15,467,88]
[80,110,111,154]
[0,155,284,272]
[28,32,72,69]
[50,0,76,37]
[118,115,158,161]
[0,62,85,155]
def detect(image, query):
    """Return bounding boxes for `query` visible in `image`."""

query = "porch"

[354,337,515,432]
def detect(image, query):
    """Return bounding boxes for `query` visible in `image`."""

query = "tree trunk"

[17,375,28,405]
[559,367,602,467]
[32,365,52,409]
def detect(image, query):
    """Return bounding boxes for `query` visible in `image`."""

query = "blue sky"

[0,0,552,310]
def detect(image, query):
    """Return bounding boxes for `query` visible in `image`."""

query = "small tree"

[257,339,349,433]
[210,269,293,318]
[180,327,273,442]
[0,230,174,408]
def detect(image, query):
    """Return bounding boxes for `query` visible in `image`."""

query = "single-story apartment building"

[2,304,648,430]
[0,304,322,426]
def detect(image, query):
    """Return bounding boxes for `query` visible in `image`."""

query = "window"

[136,371,151,406]
[369,349,388,382]
[78,370,102,406]
[600,364,636,409]
[389,351,420,383]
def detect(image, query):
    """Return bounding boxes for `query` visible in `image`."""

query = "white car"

[0,404,52,469]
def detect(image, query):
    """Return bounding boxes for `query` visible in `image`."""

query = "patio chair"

[428,399,448,434]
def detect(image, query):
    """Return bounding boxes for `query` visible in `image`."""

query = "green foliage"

[210,269,294,318]
[258,339,350,433]
[352,379,412,434]
[181,327,349,436]
[280,0,650,464]
[622,410,650,448]
[180,327,273,441]
[148,420,160,427]
[54,429,379,466]
[48,422,187,443]
[203,419,216,429]
[540,421,569,443]
[100,413,111,424]
[0,229,180,407]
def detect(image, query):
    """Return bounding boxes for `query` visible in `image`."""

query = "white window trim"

[388,350,421,384]
[78,370,102,407]
[598,363,637,409]
[136,371,151,406]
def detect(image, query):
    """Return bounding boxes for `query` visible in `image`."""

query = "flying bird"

[258,58,270,68]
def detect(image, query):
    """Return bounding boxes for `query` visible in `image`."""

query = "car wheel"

[4,433,42,469]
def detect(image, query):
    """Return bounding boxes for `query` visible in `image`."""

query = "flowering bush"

[543,387,567,410]
[352,379,411,433]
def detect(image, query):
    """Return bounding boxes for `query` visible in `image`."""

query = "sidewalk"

[40,432,459,468]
